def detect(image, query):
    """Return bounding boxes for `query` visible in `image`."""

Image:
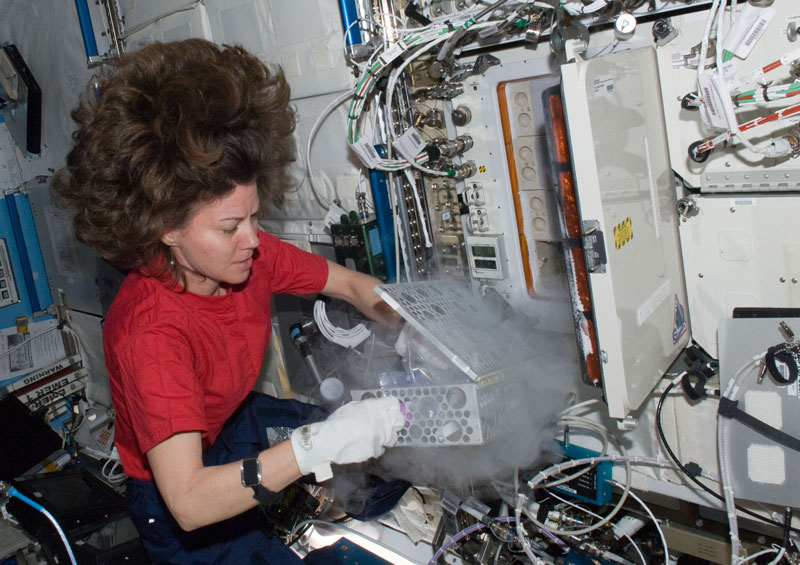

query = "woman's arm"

[147,432,301,531]
[320,260,403,330]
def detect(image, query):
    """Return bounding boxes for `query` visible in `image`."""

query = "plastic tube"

[73,0,99,58]
[514,505,548,564]
[428,516,517,565]
[719,401,741,563]
[338,0,363,46]
[7,486,78,565]
[525,454,712,489]
[306,91,352,209]
[718,354,761,564]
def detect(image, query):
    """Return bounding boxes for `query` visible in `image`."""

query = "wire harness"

[688,0,800,162]
[313,299,371,349]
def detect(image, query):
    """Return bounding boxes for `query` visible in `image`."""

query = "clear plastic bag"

[392,324,467,387]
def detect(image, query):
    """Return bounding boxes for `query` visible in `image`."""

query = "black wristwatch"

[241,457,283,506]
[240,457,262,488]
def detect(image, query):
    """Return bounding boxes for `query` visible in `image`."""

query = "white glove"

[290,396,404,482]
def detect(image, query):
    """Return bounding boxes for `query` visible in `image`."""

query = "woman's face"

[162,182,260,296]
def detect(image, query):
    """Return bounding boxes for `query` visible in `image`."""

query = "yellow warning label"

[479,165,486,173]
[614,217,633,250]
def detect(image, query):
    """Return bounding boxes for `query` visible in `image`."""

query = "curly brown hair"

[52,39,295,280]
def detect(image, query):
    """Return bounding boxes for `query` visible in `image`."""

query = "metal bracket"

[616,415,638,431]
[582,220,607,273]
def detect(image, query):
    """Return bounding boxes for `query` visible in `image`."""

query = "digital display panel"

[471,245,497,258]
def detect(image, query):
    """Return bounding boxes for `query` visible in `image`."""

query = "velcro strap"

[718,397,800,453]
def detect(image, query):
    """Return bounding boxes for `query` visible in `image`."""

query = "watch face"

[241,458,262,487]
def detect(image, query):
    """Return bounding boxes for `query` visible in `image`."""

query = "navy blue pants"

[126,392,408,564]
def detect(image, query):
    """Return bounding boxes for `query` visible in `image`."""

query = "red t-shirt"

[104,232,328,480]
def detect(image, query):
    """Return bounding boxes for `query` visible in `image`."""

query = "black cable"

[782,507,792,557]
[285,522,312,547]
[655,380,800,534]
[66,395,84,445]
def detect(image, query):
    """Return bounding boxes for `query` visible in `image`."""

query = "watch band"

[252,484,283,506]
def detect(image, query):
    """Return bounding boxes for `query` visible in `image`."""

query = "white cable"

[372,11,413,36]
[768,546,787,565]
[718,353,766,564]
[728,0,738,28]
[610,480,670,563]
[737,545,783,565]
[343,13,411,73]
[697,0,721,86]
[355,169,374,210]
[719,399,742,563]
[313,300,371,349]
[320,171,341,204]
[524,438,632,537]
[306,91,353,209]
[425,1,499,25]
[545,489,647,565]
[61,324,85,364]
[102,457,127,485]
[696,0,721,130]
[542,418,609,488]
[343,18,378,72]
[526,454,718,489]
[558,397,603,416]
[563,0,610,15]
[710,0,791,158]
[534,428,631,535]
[511,465,550,563]
[714,0,726,77]
[514,505,549,564]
